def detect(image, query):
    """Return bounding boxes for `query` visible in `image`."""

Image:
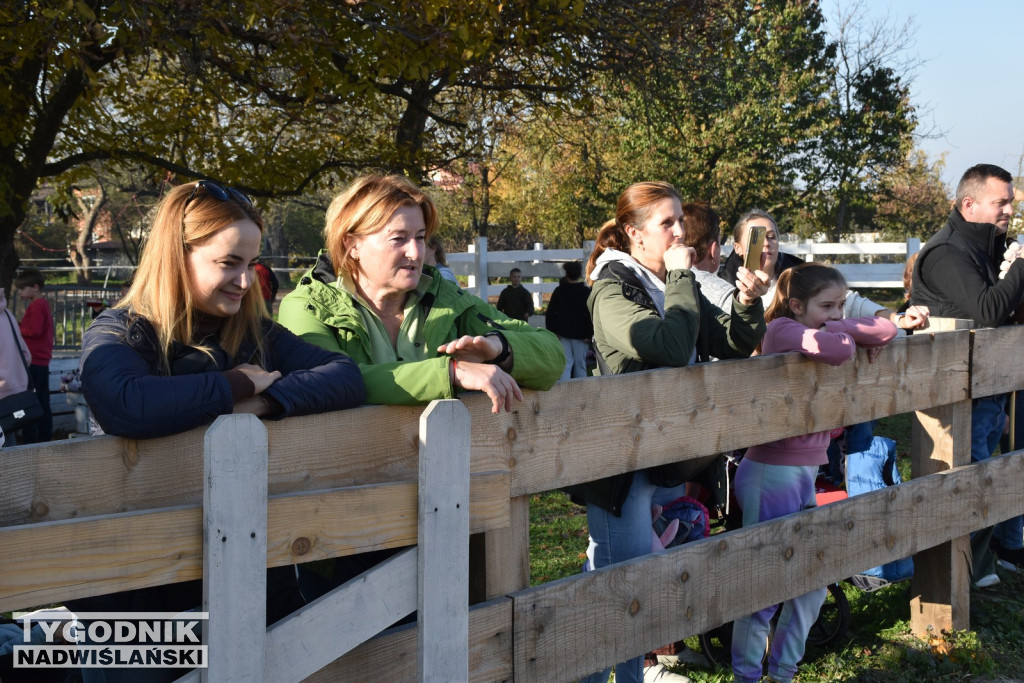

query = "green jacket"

[278,252,564,405]
[566,259,765,515]
[590,262,765,373]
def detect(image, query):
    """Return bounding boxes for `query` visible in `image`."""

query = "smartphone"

[742,225,767,273]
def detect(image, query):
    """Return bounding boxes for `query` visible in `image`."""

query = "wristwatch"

[485,332,511,365]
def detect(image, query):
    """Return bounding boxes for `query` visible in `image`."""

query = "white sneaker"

[974,572,1000,588]
[996,558,1022,574]
[643,662,691,682]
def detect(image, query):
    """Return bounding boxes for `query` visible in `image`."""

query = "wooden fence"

[3,324,1024,681]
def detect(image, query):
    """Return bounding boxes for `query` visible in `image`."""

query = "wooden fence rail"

[3,325,1024,681]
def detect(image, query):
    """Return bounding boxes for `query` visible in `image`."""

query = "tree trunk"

[0,217,21,300]
[394,81,434,180]
[263,204,291,288]
[68,186,107,284]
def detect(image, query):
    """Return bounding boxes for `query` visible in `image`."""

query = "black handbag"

[0,310,44,434]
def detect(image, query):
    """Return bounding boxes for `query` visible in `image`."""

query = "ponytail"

[765,263,847,324]
[586,219,631,284]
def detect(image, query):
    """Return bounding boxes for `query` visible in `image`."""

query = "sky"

[842,0,1024,191]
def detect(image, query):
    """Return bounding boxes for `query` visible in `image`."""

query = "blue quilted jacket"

[81,307,365,438]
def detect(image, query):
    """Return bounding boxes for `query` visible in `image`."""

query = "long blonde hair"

[324,174,438,279]
[586,181,680,284]
[117,182,267,371]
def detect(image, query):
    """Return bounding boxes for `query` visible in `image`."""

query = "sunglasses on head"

[181,180,253,230]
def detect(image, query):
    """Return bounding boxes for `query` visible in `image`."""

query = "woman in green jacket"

[279,173,563,414]
[576,182,768,683]
[279,173,563,601]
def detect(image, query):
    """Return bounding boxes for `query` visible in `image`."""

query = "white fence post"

[202,414,268,683]
[474,236,488,300]
[418,399,471,682]
[532,242,543,310]
[583,240,596,265]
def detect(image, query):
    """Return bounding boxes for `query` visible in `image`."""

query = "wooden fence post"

[418,399,471,682]
[910,400,972,637]
[202,414,268,682]
[471,495,531,601]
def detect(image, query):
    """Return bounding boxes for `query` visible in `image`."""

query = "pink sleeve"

[761,317,856,366]
[823,317,898,348]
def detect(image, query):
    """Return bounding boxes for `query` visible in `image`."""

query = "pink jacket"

[744,316,898,467]
[1,292,31,400]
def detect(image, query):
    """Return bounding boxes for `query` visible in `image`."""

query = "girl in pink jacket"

[731,263,897,683]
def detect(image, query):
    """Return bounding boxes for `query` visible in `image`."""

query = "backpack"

[845,436,914,590]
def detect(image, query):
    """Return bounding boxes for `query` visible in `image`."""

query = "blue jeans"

[972,395,1023,551]
[580,471,685,683]
[559,337,590,380]
[731,460,826,683]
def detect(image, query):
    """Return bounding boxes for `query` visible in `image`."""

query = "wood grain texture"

[202,415,268,682]
[1,333,968,528]
[0,401,505,527]
[512,451,1024,682]
[496,331,970,496]
[910,402,972,636]
[971,325,1024,397]
[418,400,471,683]
[0,472,509,613]
[265,548,418,683]
[302,599,513,683]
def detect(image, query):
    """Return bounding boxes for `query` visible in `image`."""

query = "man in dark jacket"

[911,163,1024,579]
[496,268,534,321]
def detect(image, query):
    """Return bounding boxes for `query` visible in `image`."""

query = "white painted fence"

[446,237,923,302]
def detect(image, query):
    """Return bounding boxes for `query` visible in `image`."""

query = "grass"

[528,412,1024,681]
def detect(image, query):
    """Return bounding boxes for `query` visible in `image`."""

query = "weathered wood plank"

[971,325,1024,397]
[512,452,1024,682]
[202,415,267,682]
[910,401,972,636]
[1,333,967,528]
[418,400,471,683]
[0,401,507,527]
[266,548,418,683]
[302,598,513,683]
[0,472,509,613]
[497,331,970,497]
[472,495,531,601]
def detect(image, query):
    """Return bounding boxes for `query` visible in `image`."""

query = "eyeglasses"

[181,180,253,231]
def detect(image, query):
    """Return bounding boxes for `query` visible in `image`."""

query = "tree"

[872,149,951,240]
[794,0,919,239]
[489,0,837,240]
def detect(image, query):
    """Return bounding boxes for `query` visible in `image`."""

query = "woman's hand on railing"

[450,360,523,414]
[235,363,282,394]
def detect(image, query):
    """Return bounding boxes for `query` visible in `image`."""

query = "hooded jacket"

[278,251,564,405]
[80,307,365,438]
[565,252,765,515]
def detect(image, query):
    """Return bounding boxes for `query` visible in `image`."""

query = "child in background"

[731,263,897,683]
[15,268,53,443]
